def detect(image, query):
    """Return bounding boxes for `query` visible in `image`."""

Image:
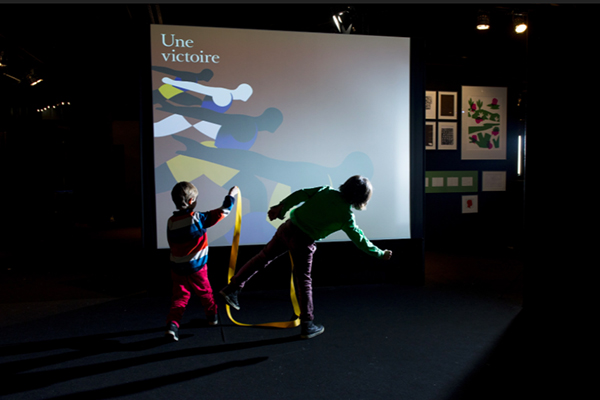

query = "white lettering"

[161,34,175,47]
[161,34,194,48]
[159,35,219,63]
[160,50,221,64]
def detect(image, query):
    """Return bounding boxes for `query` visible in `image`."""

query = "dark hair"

[339,175,372,210]
[171,181,198,210]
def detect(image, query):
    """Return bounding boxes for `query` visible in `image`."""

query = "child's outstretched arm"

[228,186,239,198]
[270,186,325,221]
[268,204,284,221]
[201,187,238,228]
[342,216,393,261]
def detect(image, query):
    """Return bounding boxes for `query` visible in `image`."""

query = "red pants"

[166,267,217,327]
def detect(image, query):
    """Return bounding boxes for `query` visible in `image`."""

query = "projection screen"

[150,24,411,249]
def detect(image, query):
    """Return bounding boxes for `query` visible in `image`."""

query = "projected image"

[151,25,411,248]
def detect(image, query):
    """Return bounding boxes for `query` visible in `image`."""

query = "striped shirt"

[167,195,235,275]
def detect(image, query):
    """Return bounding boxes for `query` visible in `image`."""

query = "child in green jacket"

[220,175,392,339]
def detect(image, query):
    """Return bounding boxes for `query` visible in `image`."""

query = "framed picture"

[438,91,457,120]
[438,121,457,150]
[461,86,507,160]
[426,121,436,150]
[425,91,436,120]
[462,195,478,214]
[425,171,478,193]
[482,171,507,191]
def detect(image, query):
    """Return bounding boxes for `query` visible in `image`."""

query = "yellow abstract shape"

[166,155,239,186]
[268,182,292,229]
[201,141,217,148]
[158,84,183,100]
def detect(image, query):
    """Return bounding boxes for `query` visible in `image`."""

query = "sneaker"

[165,322,179,341]
[300,321,325,339]
[207,314,219,326]
[219,287,240,310]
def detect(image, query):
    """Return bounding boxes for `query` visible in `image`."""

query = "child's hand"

[382,250,392,260]
[268,204,283,221]
[228,186,239,197]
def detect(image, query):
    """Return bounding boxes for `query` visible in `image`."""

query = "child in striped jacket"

[165,181,239,341]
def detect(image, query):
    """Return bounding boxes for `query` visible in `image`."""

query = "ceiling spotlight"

[332,7,355,34]
[26,69,43,86]
[513,12,527,33]
[477,10,490,30]
[333,13,343,32]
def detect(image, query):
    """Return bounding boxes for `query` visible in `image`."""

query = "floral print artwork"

[466,97,501,150]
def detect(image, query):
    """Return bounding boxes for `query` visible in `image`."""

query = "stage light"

[332,7,355,34]
[513,12,527,33]
[477,10,490,30]
[26,69,43,86]
[333,11,352,34]
[332,13,342,32]
[37,101,71,113]
[0,51,6,67]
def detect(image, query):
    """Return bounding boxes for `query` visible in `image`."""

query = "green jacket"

[277,186,385,259]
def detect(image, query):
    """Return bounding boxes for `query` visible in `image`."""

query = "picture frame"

[425,121,436,150]
[425,171,478,193]
[425,91,436,120]
[462,195,478,214]
[482,171,507,191]
[437,121,457,150]
[437,91,457,120]
[461,86,507,160]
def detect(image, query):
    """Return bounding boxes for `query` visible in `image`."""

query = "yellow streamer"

[226,189,301,328]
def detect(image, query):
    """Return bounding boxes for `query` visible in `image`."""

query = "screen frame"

[140,25,424,253]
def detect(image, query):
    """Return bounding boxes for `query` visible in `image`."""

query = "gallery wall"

[0,4,533,282]
[423,58,526,253]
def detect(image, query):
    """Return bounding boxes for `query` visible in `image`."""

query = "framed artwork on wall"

[425,171,478,193]
[461,86,507,160]
[482,171,507,191]
[438,121,457,150]
[426,121,436,150]
[438,91,457,120]
[462,195,478,213]
[425,91,436,120]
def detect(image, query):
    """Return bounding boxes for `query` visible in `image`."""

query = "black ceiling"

[0,3,587,115]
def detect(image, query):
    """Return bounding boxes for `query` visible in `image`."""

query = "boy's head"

[171,181,198,211]
[339,175,372,210]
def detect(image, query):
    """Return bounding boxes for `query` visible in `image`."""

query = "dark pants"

[229,219,317,321]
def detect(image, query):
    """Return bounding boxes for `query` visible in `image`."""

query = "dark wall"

[5,3,586,288]
[423,79,526,253]
[422,14,528,253]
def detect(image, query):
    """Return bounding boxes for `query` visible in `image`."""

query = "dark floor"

[0,227,525,400]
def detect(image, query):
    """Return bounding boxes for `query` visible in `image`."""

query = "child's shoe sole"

[219,290,240,310]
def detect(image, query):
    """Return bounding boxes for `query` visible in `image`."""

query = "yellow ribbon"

[226,189,301,328]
